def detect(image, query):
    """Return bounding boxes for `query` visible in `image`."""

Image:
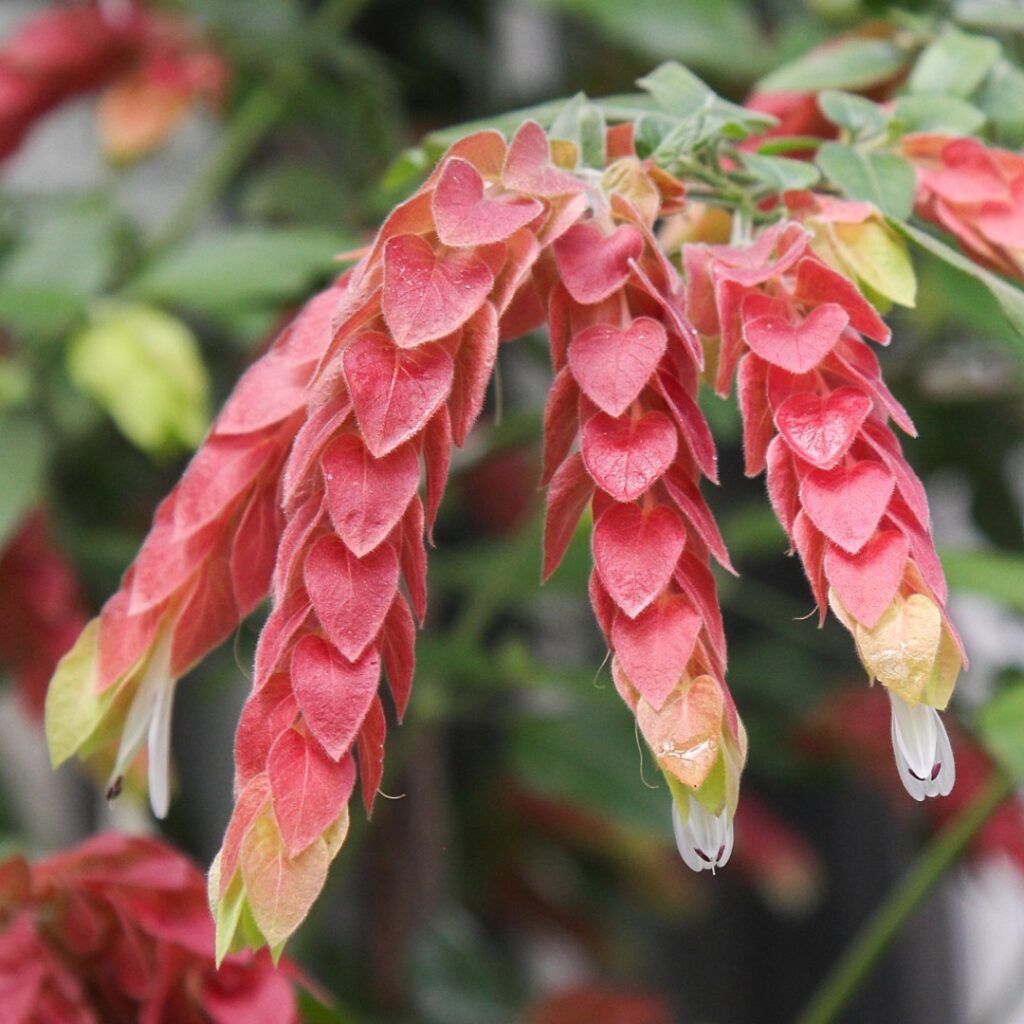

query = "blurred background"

[1,0,1023,1021]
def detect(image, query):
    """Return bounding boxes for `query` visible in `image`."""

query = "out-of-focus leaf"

[0,196,125,297]
[816,142,916,219]
[740,152,821,191]
[890,93,986,135]
[129,227,352,317]
[296,990,359,1023]
[0,417,47,549]
[899,222,1024,351]
[413,913,520,1024]
[818,90,887,138]
[977,678,1024,779]
[67,302,209,455]
[0,285,86,338]
[0,360,31,410]
[757,37,910,93]
[957,1,1024,31]
[975,59,1024,146]
[532,0,770,79]
[512,698,667,835]
[941,549,1024,612]
[908,25,1000,98]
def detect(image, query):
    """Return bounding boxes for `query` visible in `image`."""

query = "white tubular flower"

[671,798,734,873]
[888,691,955,802]
[110,626,178,818]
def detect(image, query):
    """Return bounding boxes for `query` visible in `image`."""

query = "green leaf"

[534,0,771,80]
[975,59,1024,146]
[0,417,47,549]
[977,680,1024,780]
[67,302,210,455]
[816,142,916,219]
[0,285,86,339]
[956,1,1024,31]
[818,90,887,138]
[0,196,125,297]
[638,61,776,136]
[898,222,1024,348]
[941,549,1024,612]
[908,25,1000,98]
[549,92,607,169]
[740,151,821,191]
[757,37,910,93]
[130,227,353,318]
[44,620,107,767]
[890,93,987,136]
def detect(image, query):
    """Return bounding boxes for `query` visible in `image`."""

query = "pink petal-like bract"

[800,461,896,555]
[343,331,454,458]
[582,410,677,502]
[290,634,381,761]
[774,387,872,470]
[742,295,849,373]
[382,233,494,348]
[592,503,686,618]
[568,317,667,418]
[433,156,542,247]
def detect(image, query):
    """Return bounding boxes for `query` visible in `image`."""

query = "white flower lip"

[672,799,734,873]
[888,691,955,802]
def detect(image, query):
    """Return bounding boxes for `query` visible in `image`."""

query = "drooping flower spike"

[45,100,972,955]
[683,218,964,799]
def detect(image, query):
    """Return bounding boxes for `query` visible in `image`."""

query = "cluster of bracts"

[0,833,298,1023]
[49,111,1024,951]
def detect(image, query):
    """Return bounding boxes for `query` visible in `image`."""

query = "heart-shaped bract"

[552,222,644,305]
[774,387,872,470]
[322,434,420,558]
[268,727,357,856]
[801,460,895,554]
[433,157,543,248]
[582,410,677,502]
[382,233,494,348]
[503,120,583,197]
[742,294,848,373]
[592,503,686,618]
[290,634,381,762]
[343,331,454,458]
[825,528,909,629]
[612,595,701,711]
[568,317,667,418]
[635,674,723,789]
[854,593,942,703]
[304,535,398,661]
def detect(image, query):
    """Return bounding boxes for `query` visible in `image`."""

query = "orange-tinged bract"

[45,110,969,950]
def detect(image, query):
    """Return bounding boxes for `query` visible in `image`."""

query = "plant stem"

[796,768,1015,1024]
[149,0,370,254]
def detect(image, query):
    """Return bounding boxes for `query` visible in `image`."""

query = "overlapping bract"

[686,216,963,794]
[0,833,298,1024]
[903,133,1024,280]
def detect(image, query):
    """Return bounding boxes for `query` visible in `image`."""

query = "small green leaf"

[757,38,910,93]
[898,222,1024,345]
[740,151,822,191]
[67,302,209,455]
[975,59,1024,146]
[890,94,986,136]
[941,549,1024,612]
[956,1,1024,31]
[977,680,1024,780]
[818,90,887,138]
[549,92,607,169]
[130,227,353,318]
[816,142,916,219]
[909,26,1000,98]
[0,417,47,549]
